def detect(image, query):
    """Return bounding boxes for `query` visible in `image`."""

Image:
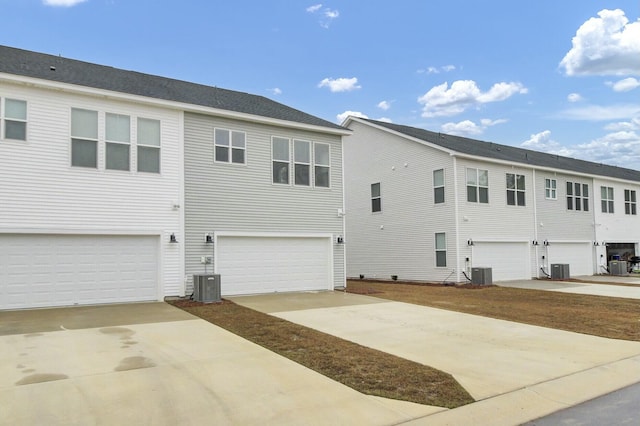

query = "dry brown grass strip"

[169,299,474,408]
[347,280,640,341]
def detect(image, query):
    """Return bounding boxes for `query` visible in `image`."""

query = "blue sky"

[2,0,639,169]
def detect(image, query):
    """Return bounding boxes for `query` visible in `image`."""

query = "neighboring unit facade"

[0,45,348,310]
[343,117,640,283]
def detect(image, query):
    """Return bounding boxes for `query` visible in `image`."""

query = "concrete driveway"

[498,276,640,299]
[0,302,445,425]
[230,291,640,425]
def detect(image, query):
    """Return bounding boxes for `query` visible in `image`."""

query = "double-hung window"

[371,183,381,213]
[71,108,98,168]
[467,168,488,203]
[105,113,130,171]
[545,178,557,200]
[433,169,445,204]
[435,233,447,267]
[601,186,614,213]
[3,98,27,140]
[215,128,246,164]
[272,137,290,184]
[506,173,525,206]
[566,182,589,211]
[137,118,161,173]
[314,143,330,188]
[294,140,311,186]
[625,190,636,215]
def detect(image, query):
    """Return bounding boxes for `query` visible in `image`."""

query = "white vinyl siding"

[184,113,345,293]
[2,98,27,141]
[0,82,184,299]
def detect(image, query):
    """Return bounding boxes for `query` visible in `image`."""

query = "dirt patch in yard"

[347,280,640,341]
[169,299,474,408]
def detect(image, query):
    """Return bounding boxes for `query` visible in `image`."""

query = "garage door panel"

[473,242,530,281]
[0,234,159,310]
[547,243,593,276]
[217,236,331,296]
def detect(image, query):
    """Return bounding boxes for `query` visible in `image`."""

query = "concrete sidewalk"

[231,291,640,425]
[498,276,640,299]
[0,302,445,425]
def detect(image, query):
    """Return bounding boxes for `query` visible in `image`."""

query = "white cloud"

[418,80,527,117]
[611,77,640,92]
[441,118,507,136]
[377,117,393,123]
[337,110,368,123]
[418,65,456,74]
[568,93,583,102]
[558,104,640,121]
[318,77,361,92]
[268,88,282,95]
[572,130,640,168]
[43,0,86,6]
[306,4,339,28]
[560,9,640,76]
[377,100,391,111]
[521,130,563,152]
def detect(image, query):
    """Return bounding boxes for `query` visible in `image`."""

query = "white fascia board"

[0,73,351,136]
[0,227,164,235]
[214,231,334,239]
[344,116,457,156]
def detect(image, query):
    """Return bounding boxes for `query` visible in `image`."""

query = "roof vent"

[50,66,56,71]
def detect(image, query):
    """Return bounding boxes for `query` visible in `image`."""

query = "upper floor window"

[137,118,161,173]
[105,113,130,171]
[314,143,330,188]
[506,173,525,206]
[215,128,246,164]
[601,186,614,213]
[435,232,447,267]
[625,189,636,215]
[71,108,98,168]
[467,168,488,203]
[2,98,27,141]
[371,183,381,213]
[294,139,311,186]
[272,137,290,184]
[545,178,557,200]
[566,182,589,211]
[433,169,445,204]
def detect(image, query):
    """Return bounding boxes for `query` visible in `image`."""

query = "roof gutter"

[0,73,351,136]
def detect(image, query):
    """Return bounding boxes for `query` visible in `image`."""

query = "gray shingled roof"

[363,118,640,183]
[0,45,345,131]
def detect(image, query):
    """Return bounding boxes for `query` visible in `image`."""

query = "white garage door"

[216,236,332,295]
[473,242,530,281]
[0,234,159,310]
[547,242,593,277]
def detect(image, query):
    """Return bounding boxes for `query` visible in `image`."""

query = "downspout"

[532,169,539,278]
[341,135,348,290]
[452,155,461,282]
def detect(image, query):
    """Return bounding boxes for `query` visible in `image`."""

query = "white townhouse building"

[0,45,349,310]
[343,117,640,283]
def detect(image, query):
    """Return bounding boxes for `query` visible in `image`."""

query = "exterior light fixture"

[170,233,178,243]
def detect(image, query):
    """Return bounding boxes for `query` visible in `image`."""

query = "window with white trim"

[71,108,98,168]
[625,189,636,215]
[601,186,614,213]
[435,232,447,267]
[294,139,311,186]
[314,143,330,188]
[137,117,161,173]
[105,113,130,171]
[506,173,525,206]
[566,182,589,211]
[371,183,381,213]
[272,137,290,184]
[467,168,488,203]
[215,128,246,164]
[2,98,27,141]
[545,178,557,200]
[433,169,445,204]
